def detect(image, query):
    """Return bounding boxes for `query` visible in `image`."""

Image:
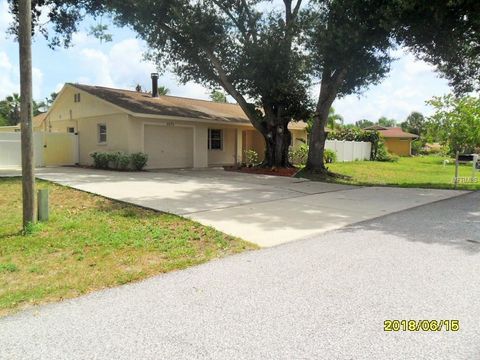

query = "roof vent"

[151,73,159,97]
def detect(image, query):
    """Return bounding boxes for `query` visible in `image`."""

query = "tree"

[158,86,170,96]
[377,116,396,128]
[393,1,480,95]
[8,0,311,168]
[18,0,35,227]
[426,94,480,154]
[355,119,374,128]
[304,0,394,172]
[304,0,480,173]
[0,93,21,125]
[401,111,425,136]
[327,107,343,129]
[210,90,227,103]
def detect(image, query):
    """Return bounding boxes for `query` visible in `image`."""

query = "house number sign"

[166,122,175,127]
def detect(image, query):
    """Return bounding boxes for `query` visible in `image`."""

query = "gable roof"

[365,125,418,139]
[68,83,307,130]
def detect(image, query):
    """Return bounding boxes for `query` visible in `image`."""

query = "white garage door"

[144,125,194,169]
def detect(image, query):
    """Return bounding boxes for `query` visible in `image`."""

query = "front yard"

[300,156,479,190]
[0,178,256,316]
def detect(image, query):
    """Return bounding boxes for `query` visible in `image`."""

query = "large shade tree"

[8,0,312,167]
[303,0,480,173]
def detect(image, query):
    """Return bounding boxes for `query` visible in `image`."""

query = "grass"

[298,155,480,190]
[0,178,257,316]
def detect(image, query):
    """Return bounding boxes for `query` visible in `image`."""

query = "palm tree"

[327,107,344,130]
[3,93,21,125]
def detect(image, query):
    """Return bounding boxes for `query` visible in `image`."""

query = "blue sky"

[0,0,451,123]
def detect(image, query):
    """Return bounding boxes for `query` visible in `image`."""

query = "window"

[98,124,107,144]
[74,93,81,102]
[67,127,75,134]
[208,129,223,150]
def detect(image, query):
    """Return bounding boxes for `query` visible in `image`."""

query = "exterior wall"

[128,116,252,168]
[291,129,307,148]
[50,114,130,165]
[48,85,130,165]
[384,138,411,156]
[207,127,237,166]
[243,130,266,162]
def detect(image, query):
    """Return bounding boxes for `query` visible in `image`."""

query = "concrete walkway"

[8,167,464,246]
[1,191,479,359]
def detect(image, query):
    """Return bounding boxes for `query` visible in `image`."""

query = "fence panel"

[325,140,371,162]
[0,132,78,168]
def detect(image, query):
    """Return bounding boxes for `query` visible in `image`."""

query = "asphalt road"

[1,191,479,359]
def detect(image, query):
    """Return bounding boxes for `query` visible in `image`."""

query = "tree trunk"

[19,0,36,228]
[305,69,346,173]
[258,121,292,168]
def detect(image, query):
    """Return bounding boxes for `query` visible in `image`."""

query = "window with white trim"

[208,129,223,150]
[67,127,75,134]
[98,124,107,144]
[74,93,81,102]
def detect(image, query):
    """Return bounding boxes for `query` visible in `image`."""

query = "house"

[43,77,308,169]
[364,125,419,156]
[0,113,48,133]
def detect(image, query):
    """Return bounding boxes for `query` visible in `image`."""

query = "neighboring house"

[364,125,419,156]
[0,113,48,133]
[43,79,308,169]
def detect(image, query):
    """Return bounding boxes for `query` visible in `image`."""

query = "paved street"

[6,166,466,247]
[1,191,479,359]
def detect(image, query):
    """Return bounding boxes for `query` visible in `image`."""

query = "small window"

[74,93,81,103]
[67,127,75,134]
[208,129,223,150]
[98,124,107,144]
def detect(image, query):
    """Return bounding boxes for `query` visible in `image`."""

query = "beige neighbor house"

[43,82,308,169]
[364,125,419,156]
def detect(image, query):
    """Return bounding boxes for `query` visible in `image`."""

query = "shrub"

[111,152,131,170]
[323,148,337,163]
[130,152,148,171]
[374,141,398,162]
[90,152,110,169]
[289,144,309,166]
[244,149,259,167]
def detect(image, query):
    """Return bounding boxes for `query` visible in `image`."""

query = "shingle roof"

[377,127,419,139]
[68,83,307,130]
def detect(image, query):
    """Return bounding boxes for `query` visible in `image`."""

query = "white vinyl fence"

[0,132,78,168]
[325,140,371,162]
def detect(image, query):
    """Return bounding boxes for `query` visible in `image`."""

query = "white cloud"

[0,51,18,98]
[75,37,211,99]
[334,53,450,123]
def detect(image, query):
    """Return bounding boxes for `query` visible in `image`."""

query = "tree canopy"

[7,0,480,170]
[210,90,228,103]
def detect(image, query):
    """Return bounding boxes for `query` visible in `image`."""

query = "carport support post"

[19,0,36,228]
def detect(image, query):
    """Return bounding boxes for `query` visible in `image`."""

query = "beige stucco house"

[43,83,308,169]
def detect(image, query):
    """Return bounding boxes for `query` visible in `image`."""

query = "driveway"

[30,167,467,247]
[1,191,479,359]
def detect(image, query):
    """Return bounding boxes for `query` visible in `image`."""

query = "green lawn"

[0,178,256,316]
[300,156,479,190]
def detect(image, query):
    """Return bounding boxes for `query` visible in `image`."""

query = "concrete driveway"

[1,191,479,359]
[30,167,467,247]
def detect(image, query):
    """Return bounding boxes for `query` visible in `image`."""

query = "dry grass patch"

[0,178,257,316]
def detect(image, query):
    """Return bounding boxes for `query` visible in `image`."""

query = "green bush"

[374,141,398,162]
[110,152,131,170]
[289,144,309,165]
[130,152,148,171]
[323,148,337,163]
[244,149,259,167]
[90,152,110,169]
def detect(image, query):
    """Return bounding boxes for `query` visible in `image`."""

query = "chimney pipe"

[151,73,159,97]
